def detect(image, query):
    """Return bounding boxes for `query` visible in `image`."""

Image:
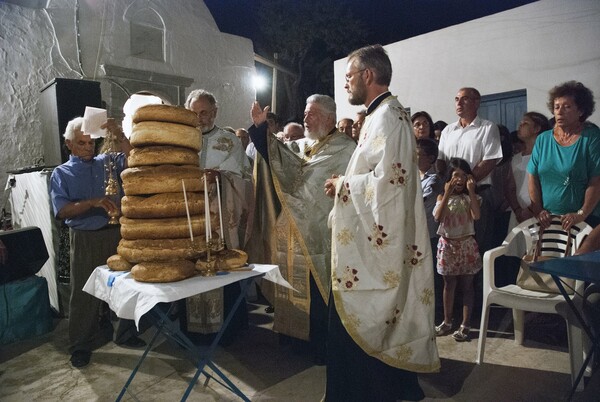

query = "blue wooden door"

[479,89,527,132]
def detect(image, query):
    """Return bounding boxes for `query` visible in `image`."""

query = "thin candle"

[181,179,193,242]
[204,173,211,241]
[216,175,224,240]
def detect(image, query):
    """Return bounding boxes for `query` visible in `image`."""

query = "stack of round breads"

[106,104,250,282]
[107,104,207,282]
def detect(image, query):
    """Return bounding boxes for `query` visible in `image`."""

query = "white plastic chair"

[476,216,592,390]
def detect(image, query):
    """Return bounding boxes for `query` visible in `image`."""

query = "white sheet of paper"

[82,106,107,138]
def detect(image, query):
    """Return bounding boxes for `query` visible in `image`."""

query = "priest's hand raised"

[251,101,270,128]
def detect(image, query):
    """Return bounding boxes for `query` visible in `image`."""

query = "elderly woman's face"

[553,96,582,129]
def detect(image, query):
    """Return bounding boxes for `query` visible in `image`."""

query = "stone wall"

[0,0,255,212]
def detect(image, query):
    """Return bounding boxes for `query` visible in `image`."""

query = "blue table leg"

[181,277,254,401]
[116,304,176,401]
[552,274,597,401]
[116,276,257,402]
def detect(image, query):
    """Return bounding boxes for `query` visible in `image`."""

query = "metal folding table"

[531,251,600,400]
[83,264,289,401]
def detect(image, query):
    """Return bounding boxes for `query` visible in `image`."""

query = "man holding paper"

[50,112,143,368]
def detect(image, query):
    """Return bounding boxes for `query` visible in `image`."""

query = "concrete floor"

[1,297,598,401]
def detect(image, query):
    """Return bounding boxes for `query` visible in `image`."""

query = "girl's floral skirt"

[437,236,482,276]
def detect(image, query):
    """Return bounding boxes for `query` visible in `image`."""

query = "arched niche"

[124,4,166,62]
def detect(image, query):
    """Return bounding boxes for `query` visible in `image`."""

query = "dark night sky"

[204,0,537,48]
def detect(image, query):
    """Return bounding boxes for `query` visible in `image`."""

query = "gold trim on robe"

[187,127,253,334]
[267,131,356,340]
[330,96,440,372]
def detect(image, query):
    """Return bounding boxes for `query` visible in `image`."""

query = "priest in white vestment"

[184,89,253,343]
[248,95,356,363]
[325,45,439,401]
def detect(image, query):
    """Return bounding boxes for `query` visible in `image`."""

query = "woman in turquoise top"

[528,81,600,229]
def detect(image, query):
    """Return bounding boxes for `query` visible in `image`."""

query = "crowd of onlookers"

[228,80,599,342]
[230,81,599,260]
[416,81,599,340]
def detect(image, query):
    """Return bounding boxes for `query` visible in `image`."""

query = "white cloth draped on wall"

[6,170,60,311]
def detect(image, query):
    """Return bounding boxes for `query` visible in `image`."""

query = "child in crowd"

[433,158,482,342]
[417,138,442,241]
[417,138,444,319]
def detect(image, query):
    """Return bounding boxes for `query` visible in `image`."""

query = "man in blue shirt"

[50,116,144,368]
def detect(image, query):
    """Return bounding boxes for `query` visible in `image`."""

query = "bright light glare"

[122,94,163,138]
[253,74,267,92]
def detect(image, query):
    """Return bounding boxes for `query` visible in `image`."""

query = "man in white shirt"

[437,87,502,254]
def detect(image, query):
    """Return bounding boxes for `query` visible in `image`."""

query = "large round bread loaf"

[195,249,248,272]
[121,192,204,219]
[216,249,248,270]
[118,238,208,263]
[131,260,196,283]
[107,254,132,271]
[128,145,199,167]
[121,165,202,195]
[130,121,201,152]
[133,104,199,127]
[120,215,213,240]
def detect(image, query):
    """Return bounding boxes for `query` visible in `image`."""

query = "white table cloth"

[84,264,291,328]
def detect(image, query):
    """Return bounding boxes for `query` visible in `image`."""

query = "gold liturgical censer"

[103,126,121,225]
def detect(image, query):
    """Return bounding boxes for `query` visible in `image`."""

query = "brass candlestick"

[201,238,217,277]
[215,236,225,252]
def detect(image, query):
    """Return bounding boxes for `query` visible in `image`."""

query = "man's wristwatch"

[577,209,585,217]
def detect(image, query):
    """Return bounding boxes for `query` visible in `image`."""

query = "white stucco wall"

[0,4,58,175]
[0,0,255,209]
[334,0,600,128]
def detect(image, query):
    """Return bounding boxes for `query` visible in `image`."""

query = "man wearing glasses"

[184,89,253,345]
[324,44,440,401]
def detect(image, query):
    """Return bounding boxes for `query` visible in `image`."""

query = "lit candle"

[204,173,211,241]
[181,179,193,242]
[216,175,224,240]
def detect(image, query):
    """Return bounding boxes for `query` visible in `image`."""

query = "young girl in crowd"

[433,158,482,342]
